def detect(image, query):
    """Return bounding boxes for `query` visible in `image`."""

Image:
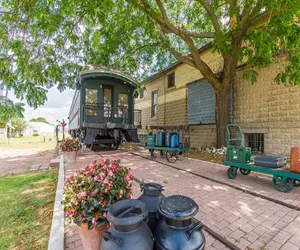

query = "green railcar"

[68,65,141,149]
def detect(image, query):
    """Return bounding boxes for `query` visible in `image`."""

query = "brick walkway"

[64,150,300,250]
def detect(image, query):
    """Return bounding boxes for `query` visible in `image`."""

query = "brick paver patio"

[64,150,300,250]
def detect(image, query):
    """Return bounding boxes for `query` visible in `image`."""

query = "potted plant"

[63,158,133,250]
[60,138,82,163]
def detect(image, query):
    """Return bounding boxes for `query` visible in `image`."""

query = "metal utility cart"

[144,125,191,163]
[223,124,300,192]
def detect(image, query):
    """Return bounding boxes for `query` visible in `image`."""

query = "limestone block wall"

[190,125,217,148]
[233,60,300,155]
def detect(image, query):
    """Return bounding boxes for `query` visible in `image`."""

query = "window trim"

[167,72,175,89]
[151,90,158,118]
[139,89,144,99]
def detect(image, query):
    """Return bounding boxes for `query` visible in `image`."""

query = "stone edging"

[48,155,65,250]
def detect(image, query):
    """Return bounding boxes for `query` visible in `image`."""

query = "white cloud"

[8,87,75,125]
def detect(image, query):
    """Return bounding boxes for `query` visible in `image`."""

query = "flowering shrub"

[60,138,82,152]
[63,158,133,229]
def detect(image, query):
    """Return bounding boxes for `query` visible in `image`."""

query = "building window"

[245,133,264,153]
[168,72,175,88]
[152,91,158,118]
[140,89,144,99]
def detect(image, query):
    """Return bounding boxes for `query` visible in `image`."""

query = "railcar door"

[85,87,101,124]
[103,86,113,123]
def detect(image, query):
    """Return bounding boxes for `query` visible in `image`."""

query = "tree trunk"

[215,87,230,148]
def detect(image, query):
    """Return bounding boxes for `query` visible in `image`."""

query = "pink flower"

[100,172,106,180]
[102,200,107,207]
[102,165,107,170]
[74,173,78,177]
[115,157,120,163]
[103,178,109,184]
[80,192,87,197]
[108,170,113,176]
[92,216,99,226]
[103,212,107,218]
[119,189,123,198]
[92,190,97,196]
[94,176,99,182]
[124,171,133,180]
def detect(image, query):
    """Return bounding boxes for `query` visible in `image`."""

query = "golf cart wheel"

[227,167,237,179]
[272,177,293,192]
[293,179,300,187]
[176,152,184,161]
[166,151,177,163]
[240,168,251,175]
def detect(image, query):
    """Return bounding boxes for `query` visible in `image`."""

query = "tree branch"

[186,31,215,38]
[197,0,222,33]
[155,0,168,19]
[128,0,221,88]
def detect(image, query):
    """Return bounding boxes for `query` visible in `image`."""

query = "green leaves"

[0,96,25,121]
[11,117,27,134]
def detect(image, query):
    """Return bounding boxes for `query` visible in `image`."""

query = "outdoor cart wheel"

[293,179,300,187]
[227,167,237,179]
[150,150,156,160]
[166,151,177,163]
[175,152,184,161]
[160,150,165,158]
[240,168,251,175]
[272,177,293,192]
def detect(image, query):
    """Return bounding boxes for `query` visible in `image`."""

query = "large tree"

[1,0,300,146]
[11,117,27,135]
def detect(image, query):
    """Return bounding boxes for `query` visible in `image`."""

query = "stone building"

[135,44,300,156]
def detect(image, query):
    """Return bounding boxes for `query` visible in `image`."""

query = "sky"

[8,87,75,125]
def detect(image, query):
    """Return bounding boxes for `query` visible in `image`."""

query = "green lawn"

[0,170,58,250]
[0,134,59,149]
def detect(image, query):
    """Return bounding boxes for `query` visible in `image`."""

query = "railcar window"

[104,89,112,106]
[86,89,98,115]
[118,94,128,117]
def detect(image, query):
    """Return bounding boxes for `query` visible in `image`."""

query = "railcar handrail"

[83,104,141,126]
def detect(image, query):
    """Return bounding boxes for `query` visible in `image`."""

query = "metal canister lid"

[158,195,199,220]
[107,199,148,226]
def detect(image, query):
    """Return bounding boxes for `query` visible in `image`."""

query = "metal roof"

[80,65,138,87]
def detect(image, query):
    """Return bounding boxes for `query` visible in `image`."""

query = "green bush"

[33,133,40,137]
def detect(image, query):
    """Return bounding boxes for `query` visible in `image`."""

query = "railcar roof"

[80,65,138,87]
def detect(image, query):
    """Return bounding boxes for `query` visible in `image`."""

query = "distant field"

[0,133,67,149]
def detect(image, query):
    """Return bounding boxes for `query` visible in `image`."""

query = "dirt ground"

[0,149,56,176]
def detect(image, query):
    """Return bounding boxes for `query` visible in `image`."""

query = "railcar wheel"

[166,151,177,163]
[227,167,237,179]
[240,168,251,175]
[293,179,300,187]
[111,143,120,150]
[272,177,293,192]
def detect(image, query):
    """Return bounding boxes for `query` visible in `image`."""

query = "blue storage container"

[155,132,165,147]
[170,135,179,148]
[165,132,177,147]
[147,135,156,147]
